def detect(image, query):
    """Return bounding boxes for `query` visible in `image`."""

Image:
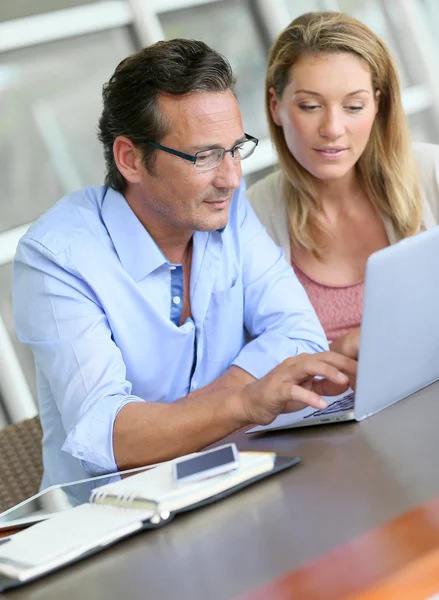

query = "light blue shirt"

[13,181,328,488]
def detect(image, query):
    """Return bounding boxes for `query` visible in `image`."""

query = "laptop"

[248,225,439,434]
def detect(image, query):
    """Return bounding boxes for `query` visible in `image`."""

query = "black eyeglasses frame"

[143,133,259,168]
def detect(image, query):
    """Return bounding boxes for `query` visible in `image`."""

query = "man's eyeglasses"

[144,133,258,172]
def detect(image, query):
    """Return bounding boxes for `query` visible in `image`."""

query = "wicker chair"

[0,415,43,513]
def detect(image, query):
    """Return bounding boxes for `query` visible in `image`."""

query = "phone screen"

[175,445,237,480]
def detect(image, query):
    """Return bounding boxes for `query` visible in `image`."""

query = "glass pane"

[0,0,99,22]
[159,0,269,140]
[408,110,438,142]
[0,28,134,233]
[0,263,37,401]
[0,95,64,233]
[336,0,410,88]
[416,0,439,60]
[283,0,324,20]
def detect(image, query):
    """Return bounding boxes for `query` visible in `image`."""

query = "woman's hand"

[330,327,361,360]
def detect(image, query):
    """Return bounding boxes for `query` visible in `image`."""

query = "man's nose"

[212,151,242,189]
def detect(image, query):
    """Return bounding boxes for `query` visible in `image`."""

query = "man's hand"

[114,352,356,469]
[238,351,357,426]
[330,327,361,360]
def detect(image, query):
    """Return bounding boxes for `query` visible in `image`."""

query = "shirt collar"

[101,187,227,282]
[101,187,167,282]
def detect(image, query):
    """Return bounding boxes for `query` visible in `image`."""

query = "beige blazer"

[247,142,439,260]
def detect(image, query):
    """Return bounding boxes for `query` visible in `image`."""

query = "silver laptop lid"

[355,226,439,421]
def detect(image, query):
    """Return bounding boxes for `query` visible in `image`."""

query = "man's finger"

[312,377,350,397]
[287,358,350,388]
[282,385,327,411]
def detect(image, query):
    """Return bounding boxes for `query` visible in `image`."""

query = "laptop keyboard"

[304,391,355,419]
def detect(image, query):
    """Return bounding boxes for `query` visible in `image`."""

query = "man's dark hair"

[98,39,236,192]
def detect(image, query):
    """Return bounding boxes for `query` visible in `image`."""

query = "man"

[13,40,356,488]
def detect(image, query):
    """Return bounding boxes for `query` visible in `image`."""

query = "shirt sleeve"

[232,181,329,379]
[13,238,143,475]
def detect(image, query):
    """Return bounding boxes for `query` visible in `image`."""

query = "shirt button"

[173,296,181,305]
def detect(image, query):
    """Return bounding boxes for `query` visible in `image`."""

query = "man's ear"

[268,87,282,126]
[113,136,144,184]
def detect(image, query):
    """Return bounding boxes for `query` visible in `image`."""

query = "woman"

[247,11,439,359]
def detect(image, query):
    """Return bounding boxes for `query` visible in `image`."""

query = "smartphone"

[172,443,240,485]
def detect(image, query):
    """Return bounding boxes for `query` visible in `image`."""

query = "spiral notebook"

[0,451,299,590]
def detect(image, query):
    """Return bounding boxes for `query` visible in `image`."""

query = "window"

[0,28,134,232]
[159,0,270,140]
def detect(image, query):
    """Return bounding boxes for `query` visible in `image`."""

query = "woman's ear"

[374,89,381,115]
[268,87,282,126]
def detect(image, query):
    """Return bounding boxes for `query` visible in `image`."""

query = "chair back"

[0,415,43,513]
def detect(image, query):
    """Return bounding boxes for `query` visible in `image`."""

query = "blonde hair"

[266,11,423,254]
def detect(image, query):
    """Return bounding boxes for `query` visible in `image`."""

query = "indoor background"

[1,0,439,428]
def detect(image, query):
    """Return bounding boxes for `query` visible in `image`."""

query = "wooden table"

[3,382,439,599]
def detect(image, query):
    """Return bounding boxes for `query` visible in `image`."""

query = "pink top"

[292,261,364,342]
